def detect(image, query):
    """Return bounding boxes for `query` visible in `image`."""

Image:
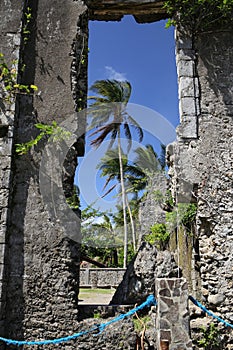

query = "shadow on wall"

[0,0,39,342]
[197,29,233,116]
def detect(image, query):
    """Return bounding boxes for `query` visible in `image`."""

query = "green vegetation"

[79,288,113,295]
[164,0,233,32]
[133,313,152,349]
[93,311,101,319]
[198,323,222,349]
[66,185,80,210]
[144,202,197,251]
[166,203,197,235]
[0,52,37,107]
[145,223,170,250]
[80,139,167,266]
[22,6,32,44]
[15,121,71,155]
[89,79,143,268]
[81,205,135,268]
[133,315,151,333]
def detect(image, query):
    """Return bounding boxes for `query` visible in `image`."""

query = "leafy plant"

[15,121,71,155]
[145,223,170,250]
[0,53,17,102]
[180,203,197,226]
[166,203,197,234]
[133,315,151,333]
[93,311,101,319]
[117,244,136,267]
[198,323,221,349]
[22,6,32,44]
[153,189,174,211]
[66,185,80,209]
[0,52,38,107]
[164,0,233,32]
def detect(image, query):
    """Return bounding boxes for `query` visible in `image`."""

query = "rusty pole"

[160,339,169,350]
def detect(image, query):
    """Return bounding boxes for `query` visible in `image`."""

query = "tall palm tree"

[88,79,143,267]
[97,148,137,252]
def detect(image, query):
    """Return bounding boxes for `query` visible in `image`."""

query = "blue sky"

[88,16,179,126]
[75,16,179,212]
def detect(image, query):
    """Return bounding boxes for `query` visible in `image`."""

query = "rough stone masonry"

[0,0,232,349]
[167,25,233,348]
[0,0,88,347]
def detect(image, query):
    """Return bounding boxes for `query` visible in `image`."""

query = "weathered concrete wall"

[111,243,181,305]
[139,173,167,243]
[168,26,233,348]
[80,268,126,288]
[0,0,87,347]
[1,1,233,348]
[0,0,24,339]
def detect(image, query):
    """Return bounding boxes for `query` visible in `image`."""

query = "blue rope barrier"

[0,295,157,346]
[189,296,233,329]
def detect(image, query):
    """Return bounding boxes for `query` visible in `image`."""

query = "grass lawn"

[79,288,114,294]
[78,288,115,304]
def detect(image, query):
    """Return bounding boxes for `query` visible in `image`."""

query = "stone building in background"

[0,0,232,349]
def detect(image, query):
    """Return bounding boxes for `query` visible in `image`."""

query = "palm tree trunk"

[125,195,136,252]
[117,131,128,268]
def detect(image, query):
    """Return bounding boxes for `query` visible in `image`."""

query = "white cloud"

[105,66,127,81]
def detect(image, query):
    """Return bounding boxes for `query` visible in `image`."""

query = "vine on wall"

[164,0,233,32]
[0,53,37,108]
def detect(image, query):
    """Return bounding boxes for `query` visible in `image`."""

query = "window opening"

[75,16,179,292]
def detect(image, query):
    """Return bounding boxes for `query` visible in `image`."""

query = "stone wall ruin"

[0,0,232,349]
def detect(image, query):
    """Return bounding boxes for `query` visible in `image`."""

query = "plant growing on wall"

[22,6,32,44]
[0,52,37,108]
[145,223,170,250]
[166,203,197,235]
[15,121,71,155]
[164,0,233,32]
[143,202,197,250]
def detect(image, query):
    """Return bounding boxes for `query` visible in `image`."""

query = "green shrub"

[145,223,170,250]
[198,323,222,349]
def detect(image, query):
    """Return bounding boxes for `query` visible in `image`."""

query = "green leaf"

[30,84,38,91]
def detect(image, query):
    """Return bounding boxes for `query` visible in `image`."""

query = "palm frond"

[159,143,166,169]
[125,114,143,142]
[89,80,132,104]
[90,123,116,148]
[123,123,132,152]
[102,175,116,191]
[134,144,160,172]
[102,183,117,198]
[126,164,145,178]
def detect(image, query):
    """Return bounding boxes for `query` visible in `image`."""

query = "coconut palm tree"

[88,79,143,267]
[97,148,137,252]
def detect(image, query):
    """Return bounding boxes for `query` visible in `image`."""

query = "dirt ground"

[78,288,115,305]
